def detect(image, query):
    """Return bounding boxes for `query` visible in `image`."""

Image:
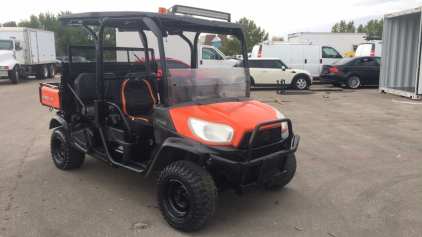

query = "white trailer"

[0,27,56,84]
[116,31,236,68]
[288,32,367,56]
[379,7,422,99]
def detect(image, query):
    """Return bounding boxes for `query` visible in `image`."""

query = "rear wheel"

[265,154,297,190]
[51,128,85,170]
[292,76,309,90]
[157,161,218,232]
[36,65,48,79]
[47,64,56,78]
[8,66,19,84]
[346,76,361,89]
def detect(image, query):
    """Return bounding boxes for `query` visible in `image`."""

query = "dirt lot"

[0,76,421,237]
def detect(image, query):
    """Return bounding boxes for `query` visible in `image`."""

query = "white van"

[354,41,382,57]
[251,42,343,78]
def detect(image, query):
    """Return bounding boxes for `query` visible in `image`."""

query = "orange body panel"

[169,100,279,147]
[41,87,60,109]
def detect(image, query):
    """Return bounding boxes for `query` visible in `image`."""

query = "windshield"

[169,68,247,106]
[0,41,13,50]
[333,57,355,65]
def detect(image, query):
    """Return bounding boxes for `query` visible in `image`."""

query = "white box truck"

[288,32,367,56]
[0,27,57,84]
[251,42,343,78]
[379,7,422,99]
[116,31,236,68]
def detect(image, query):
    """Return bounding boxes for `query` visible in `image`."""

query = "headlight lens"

[272,107,288,133]
[188,118,234,143]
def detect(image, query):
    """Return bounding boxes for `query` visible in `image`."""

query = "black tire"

[265,154,297,190]
[346,75,361,89]
[36,65,48,79]
[332,82,342,87]
[292,76,309,90]
[157,161,218,232]
[8,66,19,84]
[47,64,56,78]
[50,128,85,170]
[250,76,256,86]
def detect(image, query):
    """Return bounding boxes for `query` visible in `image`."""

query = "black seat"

[73,73,116,118]
[112,78,158,136]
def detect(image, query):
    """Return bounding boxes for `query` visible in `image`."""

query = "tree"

[2,21,18,27]
[18,15,40,28]
[271,36,284,41]
[220,17,269,56]
[338,20,347,32]
[346,21,356,33]
[331,23,339,33]
[357,24,365,33]
[332,18,383,37]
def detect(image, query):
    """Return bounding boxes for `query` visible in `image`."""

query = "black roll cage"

[60,11,250,107]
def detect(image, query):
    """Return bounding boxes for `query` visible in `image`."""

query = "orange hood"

[169,100,279,147]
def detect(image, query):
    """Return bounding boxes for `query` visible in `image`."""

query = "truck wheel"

[292,77,309,90]
[50,128,85,170]
[265,154,297,190]
[47,64,56,78]
[8,66,19,84]
[157,160,218,232]
[36,65,48,79]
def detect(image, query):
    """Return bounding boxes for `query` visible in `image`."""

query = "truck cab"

[197,45,237,68]
[0,39,25,83]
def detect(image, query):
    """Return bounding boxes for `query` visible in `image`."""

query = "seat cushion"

[126,114,154,136]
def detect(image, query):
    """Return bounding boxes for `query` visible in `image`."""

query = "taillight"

[258,51,261,58]
[370,50,375,56]
[330,67,339,73]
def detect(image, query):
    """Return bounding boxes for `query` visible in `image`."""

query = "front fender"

[0,54,19,69]
[145,137,218,177]
[50,115,70,142]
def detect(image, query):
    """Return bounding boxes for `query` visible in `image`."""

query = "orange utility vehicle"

[39,6,300,231]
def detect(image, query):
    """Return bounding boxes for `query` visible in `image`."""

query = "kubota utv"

[39,6,300,231]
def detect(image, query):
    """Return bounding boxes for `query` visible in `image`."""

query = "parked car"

[235,58,313,90]
[250,42,343,78]
[320,56,381,89]
[135,58,190,77]
[355,41,382,57]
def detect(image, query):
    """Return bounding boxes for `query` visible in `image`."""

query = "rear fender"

[50,115,70,142]
[145,137,217,177]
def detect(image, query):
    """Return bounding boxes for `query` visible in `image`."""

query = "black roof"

[59,11,247,34]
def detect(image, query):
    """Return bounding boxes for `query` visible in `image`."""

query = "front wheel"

[157,161,218,232]
[346,76,361,89]
[292,77,309,90]
[265,154,297,190]
[50,128,85,170]
[8,66,19,84]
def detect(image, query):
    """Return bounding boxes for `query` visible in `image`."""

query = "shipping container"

[379,7,422,99]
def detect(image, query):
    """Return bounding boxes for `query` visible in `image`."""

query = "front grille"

[238,125,282,149]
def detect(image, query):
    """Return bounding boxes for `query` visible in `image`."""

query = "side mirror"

[282,66,286,71]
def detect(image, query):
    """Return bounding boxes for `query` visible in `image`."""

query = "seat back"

[74,73,116,104]
[113,78,158,117]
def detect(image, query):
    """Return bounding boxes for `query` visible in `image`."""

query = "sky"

[1,0,422,39]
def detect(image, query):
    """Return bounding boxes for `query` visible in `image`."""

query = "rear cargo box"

[39,83,60,109]
[379,7,422,99]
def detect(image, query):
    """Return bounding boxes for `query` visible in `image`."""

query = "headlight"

[188,118,234,143]
[271,107,288,133]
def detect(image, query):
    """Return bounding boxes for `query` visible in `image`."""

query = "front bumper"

[0,70,8,77]
[208,118,300,195]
